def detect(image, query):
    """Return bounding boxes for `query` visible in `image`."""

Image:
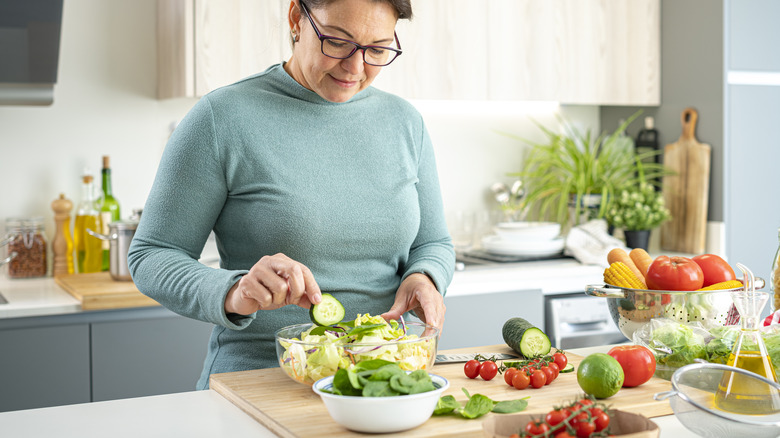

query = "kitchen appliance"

[545,292,627,349]
[86,219,138,281]
[661,108,711,254]
[0,0,64,105]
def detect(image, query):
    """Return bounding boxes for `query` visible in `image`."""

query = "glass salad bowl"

[585,278,765,341]
[275,316,439,385]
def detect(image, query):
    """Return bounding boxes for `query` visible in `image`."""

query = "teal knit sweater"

[127,64,455,389]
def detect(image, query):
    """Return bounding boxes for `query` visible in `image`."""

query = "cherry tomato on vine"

[524,421,550,435]
[553,352,568,370]
[464,359,481,379]
[548,361,560,380]
[592,408,610,431]
[512,371,530,390]
[530,369,547,388]
[540,365,554,385]
[572,418,596,438]
[479,360,498,381]
[554,431,575,438]
[504,367,519,386]
[544,409,570,427]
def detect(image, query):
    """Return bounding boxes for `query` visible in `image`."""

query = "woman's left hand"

[381,273,445,331]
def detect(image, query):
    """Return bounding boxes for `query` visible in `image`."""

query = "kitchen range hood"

[0,0,63,106]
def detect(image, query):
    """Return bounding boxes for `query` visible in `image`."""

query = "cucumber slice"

[502,317,552,358]
[309,293,345,326]
[560,363,575,373]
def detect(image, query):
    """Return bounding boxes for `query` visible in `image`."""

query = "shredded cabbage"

[279,314,435,384]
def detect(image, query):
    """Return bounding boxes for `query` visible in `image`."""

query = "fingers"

[224,253,321,315]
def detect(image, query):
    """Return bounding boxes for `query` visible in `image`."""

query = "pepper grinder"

[51,193,74,276]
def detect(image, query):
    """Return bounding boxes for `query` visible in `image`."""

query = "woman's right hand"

[224,253,322,316]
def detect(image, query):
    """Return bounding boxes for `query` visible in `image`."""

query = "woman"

[128,0,454,390]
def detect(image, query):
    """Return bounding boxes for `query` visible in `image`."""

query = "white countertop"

[0,276,80,319]
[0,344,695,438]
[0,258,604,320]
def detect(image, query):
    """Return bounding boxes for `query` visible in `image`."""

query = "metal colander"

[654,362,780,437]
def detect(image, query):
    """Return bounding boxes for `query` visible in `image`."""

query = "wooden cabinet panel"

[157,0,659,104]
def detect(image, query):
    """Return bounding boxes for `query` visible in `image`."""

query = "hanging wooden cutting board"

[661,108,711,254]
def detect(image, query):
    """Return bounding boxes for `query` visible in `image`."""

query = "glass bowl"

[275,321,438,385]
[584,278,765,341]
[654,362,780,437]
[312,372,449,433]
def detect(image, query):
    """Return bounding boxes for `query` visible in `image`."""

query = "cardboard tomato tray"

[482,409,660,438]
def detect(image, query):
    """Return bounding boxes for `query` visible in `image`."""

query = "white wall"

[0,0,599,248]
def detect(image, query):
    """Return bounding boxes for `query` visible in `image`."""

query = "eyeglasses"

[299,1,402,67]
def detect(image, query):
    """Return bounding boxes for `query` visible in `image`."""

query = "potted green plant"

[605,176,671,250]
[509,112,667,229]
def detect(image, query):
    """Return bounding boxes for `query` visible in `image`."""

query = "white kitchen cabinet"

[376,0,660,105]
[157,0,290,98]
[157,0,659,104]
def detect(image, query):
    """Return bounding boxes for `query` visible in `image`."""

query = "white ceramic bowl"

[493,221,561,242]
[312,373,449,433]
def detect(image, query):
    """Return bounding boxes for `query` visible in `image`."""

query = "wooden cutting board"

[660,108,711,254]
[210,345,673,438]
[54,272,159,310]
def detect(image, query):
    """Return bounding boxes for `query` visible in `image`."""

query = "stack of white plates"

[481,222,564,257]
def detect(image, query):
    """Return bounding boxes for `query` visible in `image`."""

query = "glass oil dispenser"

[716,263,780,414]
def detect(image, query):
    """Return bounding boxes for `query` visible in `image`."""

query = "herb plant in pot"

[512,112,667,231]
[605,179,671,250]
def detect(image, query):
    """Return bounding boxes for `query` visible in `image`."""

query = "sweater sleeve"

[127,97,253,330]
[400,121,455,295]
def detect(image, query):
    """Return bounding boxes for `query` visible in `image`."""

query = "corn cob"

[698,280,744,291]
[604,262,647,289]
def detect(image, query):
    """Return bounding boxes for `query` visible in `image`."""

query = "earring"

[291,30,299,42]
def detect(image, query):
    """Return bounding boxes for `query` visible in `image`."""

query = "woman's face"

[286,0,398,103]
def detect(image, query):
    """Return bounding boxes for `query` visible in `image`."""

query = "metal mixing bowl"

[584,278,765,341]
[654,362,780,437]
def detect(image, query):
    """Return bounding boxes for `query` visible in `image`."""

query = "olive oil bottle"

[715,270,780,415]
[74,172,102,273]
[98,156,120,271]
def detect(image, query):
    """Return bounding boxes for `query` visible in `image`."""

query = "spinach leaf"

[362,381,400,397]
[354,359,394,372]
[492,398,529,414]
[332,369,361,396]
[433,395,460,415]
[368,364,405,381]
[461,393,495,419]
[347,324,386,336]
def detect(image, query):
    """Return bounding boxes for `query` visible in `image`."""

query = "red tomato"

[692,254,737,287]
[524,421,550,435]
[572,418,596,438]
[608,345,657,387]
[592,409,610,431]
[504,367,519,386]
[540,365,554,385]
[548,362,560,380]
[646,256,704,291]
[553,352,568,370]
[512,371,531,390]
[554,432,575,438]
[463,359,481,379]
[530,369,547,388]
[479,360,498,380]
[545,409,570,427]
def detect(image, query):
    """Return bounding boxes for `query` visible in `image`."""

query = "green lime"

[577,353,625,399]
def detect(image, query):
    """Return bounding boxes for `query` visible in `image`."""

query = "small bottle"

[635,116,660,189]
[2,217,47,278]
[51,193,75,276]
[74,172,102,273]
[98,156,121,271]
[772,227,780,311]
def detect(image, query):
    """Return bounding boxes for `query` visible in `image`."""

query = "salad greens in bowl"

[275,313,439,385]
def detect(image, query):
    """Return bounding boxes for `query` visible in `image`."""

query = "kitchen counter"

[0,344,696,437]
[0,257,603,320]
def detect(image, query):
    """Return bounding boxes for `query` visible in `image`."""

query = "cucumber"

[502,317,551,358]
[309,293,346,326]
[560,363,575,373]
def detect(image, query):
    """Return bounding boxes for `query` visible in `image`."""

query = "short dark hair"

[303,0,413,20]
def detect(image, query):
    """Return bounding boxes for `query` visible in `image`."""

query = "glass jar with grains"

[773,227,780,311]
[1,217,47,278]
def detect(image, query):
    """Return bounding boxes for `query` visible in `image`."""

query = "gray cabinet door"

[91,315,213,402]
[0,324,90,412]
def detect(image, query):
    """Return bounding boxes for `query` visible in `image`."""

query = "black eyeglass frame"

[299,1,403,67]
